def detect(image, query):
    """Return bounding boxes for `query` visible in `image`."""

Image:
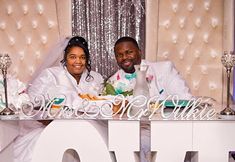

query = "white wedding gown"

[13,66,104,162]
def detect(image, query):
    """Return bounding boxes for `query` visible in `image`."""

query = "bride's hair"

[61,36,93,81]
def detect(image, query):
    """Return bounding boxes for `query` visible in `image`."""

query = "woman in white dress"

[13,36,104,162]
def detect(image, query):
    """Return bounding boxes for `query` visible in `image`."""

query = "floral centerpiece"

[103,70,154,97]
[0,75,29,112]
[103,72,136,96]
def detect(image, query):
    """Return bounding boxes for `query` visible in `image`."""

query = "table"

[1,101,235,162]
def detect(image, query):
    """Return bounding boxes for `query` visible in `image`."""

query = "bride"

[13,36,104,162]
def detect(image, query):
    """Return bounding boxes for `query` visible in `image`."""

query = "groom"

[107,36,193,162]
[107,36,192,99]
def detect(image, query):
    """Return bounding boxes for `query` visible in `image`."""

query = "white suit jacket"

[109,60,192,100]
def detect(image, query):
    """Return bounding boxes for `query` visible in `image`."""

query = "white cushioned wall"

[0,0,71,83]
[146,0,234,103]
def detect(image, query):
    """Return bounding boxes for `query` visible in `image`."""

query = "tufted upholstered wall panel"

[0,0,71,83]
[146,0,234,103]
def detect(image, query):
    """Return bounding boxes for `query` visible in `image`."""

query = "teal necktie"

[125,72,137,80]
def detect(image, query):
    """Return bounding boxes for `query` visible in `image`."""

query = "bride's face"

[66,46,86,76]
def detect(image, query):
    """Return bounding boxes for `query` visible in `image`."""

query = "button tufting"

[32,20,38,29]
[211,18,218,28]
[0,22,6,30]
[16,22,22,30]
[26,37,31,45]
[48,20,55,29]
[163,20,170,29]
[186,66,191,74]
[193,82,199,90]
[201,66,208,74]
[29,66,35,76]
[210,50,217,58]
[187,34,194,44]
[172,34,178,44]
[36,51,41,59]
[187,3,194,11]
[7,6,13,15]
[194,50,200,58]
[37,4,44,15]
[179,18,185,28]
[195,18,201,28]
[22,5,28,14]
[172,3,178,13]
[204,2,210,11]
[19,51,25,60]
[203,34,209,43]
[9,37,15,46]
[163,51,169,59]
[41,35,47,44]
[179,50,184,55]
[209,82,216,90]
[179,50,184,59]
[0,1,68,83]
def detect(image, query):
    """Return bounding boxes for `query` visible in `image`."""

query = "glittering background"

[72,0,145,78]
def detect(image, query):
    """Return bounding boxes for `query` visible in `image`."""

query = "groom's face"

[114,41,141,73]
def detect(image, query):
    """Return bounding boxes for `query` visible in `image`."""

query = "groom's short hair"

[114,36,140,50]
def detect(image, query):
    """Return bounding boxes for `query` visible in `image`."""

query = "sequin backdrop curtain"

[72,0,145,78]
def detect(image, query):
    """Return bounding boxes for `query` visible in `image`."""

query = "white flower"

[0,75,30,110]
[111,78,135,94]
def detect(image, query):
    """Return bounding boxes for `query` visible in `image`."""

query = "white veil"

[28,37,71,85]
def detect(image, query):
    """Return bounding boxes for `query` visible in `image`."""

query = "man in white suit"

[108,36,193,162]
[108,36,192,99]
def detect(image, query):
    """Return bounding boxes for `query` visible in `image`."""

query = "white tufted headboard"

[146,0,234,103]
[0,0,71,83]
